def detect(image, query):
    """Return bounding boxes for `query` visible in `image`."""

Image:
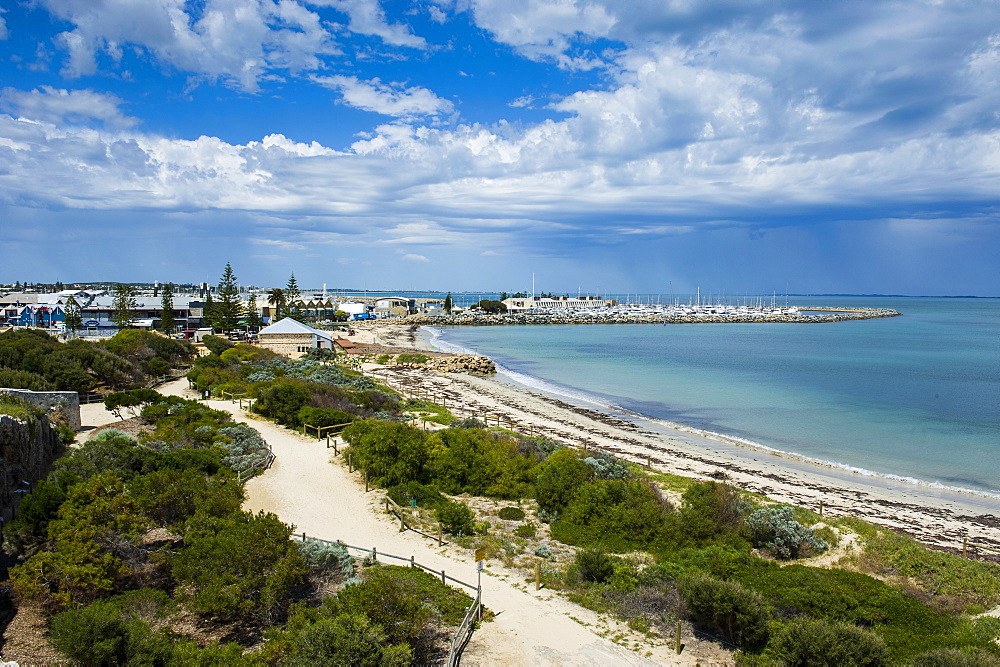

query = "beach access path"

[144,378,717,666]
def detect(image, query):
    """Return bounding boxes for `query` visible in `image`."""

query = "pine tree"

[111,284,137,330]
[444,293,453,314]
[160,283,176,333]
[203,292,216,331]
[285,274,301,318]
[215,262,242,332]
[63,296,83,334]
[244,293,261,330]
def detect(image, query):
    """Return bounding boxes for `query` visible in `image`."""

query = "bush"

[298,406,355,428]
[498,506,526,521]
[746,505,827,559]
[436,500,476,536]
[770,617,890,666]
[343,420,430,488]
[396,353,429,365]
[678,574,771,649]
[387,481,445,509]
[911,648,1000,666]
[202,335,235,356]
[678,481,749,545]
[49,593,173,665]
[298,539,355,577]
[534,450,593,515]
[287,613,412,666]
[171,511,307,623]
[254,381,312,426]
[514,523,537,539]
[576,549,617,583]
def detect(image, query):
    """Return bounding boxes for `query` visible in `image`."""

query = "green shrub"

[387,481,445,509]
[678,574,771,650]
[343,420,430,487]
[576,549,617,583]
[396,353,429,365]
[298,406,355,428]
[534,450,593,515]
[498,506,526,521]
[436,499,476,536]
[254,381,312,426]
[770,617,890,666]
[49,594,173,665]
[202,335,235,356]
[514,522,537,539]
[375,354,392,364]
[287,613,412,666]
[171,511,307,623]
[677,480,749,546]
[911,647,1000,666]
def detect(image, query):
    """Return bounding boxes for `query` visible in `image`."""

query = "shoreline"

[357,321,1000,559]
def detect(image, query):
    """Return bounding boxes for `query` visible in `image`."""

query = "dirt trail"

[153,379,704,665]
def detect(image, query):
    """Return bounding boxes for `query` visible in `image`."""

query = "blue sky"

[1,0,998,295]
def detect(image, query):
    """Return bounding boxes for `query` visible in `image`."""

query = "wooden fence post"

[535,561,541,591]
[438,526,443,546]
[819,500,824,517]
[364,470,369,492]
[675,620,682,654]
[441,569,446,585]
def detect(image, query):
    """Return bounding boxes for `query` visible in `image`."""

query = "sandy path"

[152,379,702,665]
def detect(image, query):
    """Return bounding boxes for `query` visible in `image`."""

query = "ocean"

[423,297,1000,495]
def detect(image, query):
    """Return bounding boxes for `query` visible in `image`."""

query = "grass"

[0,397,45,422]
[403,398,454,425]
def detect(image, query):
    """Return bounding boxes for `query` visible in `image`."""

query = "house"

[257,317,334,358]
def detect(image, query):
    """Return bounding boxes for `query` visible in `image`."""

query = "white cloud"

[0,7,8,41]
[314,75,454,117]
[39,0,339,90]
[308,0,426,48]
[0,86,137,128]
[403,253,429,262]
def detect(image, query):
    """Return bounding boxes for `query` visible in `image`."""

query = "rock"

[426,354,496,375]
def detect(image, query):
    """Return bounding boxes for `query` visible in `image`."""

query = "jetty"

[404,306,901,326]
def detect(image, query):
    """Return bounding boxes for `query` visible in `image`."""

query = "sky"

[0,0,998,296]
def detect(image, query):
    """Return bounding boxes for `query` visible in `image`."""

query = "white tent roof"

[258,317,333,340]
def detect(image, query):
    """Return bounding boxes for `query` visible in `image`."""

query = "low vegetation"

[0,328,194,392]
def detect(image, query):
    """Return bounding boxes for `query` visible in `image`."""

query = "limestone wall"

[0,388,80,430]
[0,413,65,522]
[257,333,314,359]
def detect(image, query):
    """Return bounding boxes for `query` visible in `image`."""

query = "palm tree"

[267,287,286,321]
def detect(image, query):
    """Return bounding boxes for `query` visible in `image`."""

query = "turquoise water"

[428,297,1000,493]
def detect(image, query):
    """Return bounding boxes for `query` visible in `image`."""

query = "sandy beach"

[360,321,1000,558]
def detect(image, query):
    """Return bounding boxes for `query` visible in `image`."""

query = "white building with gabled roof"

[257,317,334,358]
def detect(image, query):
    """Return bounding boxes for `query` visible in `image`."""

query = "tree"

[202,292,216,331]
[443,293,453,314]
[64,296,83,335]
[159,283,175,333]
[285,274,301,318]
[268,288,287,321]
[111,284,138,330]
[475,299,507,314]
[244,293,261,330]
[214,263,242,332]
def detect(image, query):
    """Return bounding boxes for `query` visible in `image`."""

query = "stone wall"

[0,412,65,522]
[257,333,314,359]
[0,388,80,430]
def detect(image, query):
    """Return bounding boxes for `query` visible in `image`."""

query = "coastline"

[358,321,1000,559]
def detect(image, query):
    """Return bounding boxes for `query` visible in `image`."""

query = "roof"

[258,317,333,340]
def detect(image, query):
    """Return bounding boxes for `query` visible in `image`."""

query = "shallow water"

[427,297,1000,493]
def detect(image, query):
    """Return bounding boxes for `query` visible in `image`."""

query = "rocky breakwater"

[0,406,67,522]
[405,307,901,326]
[426,354,496,375]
